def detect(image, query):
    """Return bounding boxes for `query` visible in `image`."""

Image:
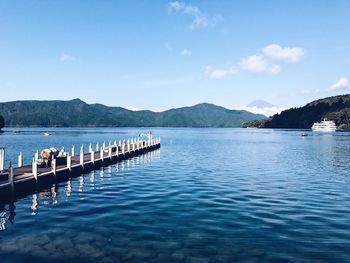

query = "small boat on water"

[44,132,51,136]
[311,119,337,132]
[301,132,308,136]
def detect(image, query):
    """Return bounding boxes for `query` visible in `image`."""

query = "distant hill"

[243,94,350,129]
[0,99,264,128]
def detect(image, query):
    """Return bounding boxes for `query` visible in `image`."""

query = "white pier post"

[9,163,14,191]
[113,140,117,146]
[96,143,99,152]
[100,148,104,161]
[72,145,75,157]
[80,145,84,166]
[103,141,106,150]
[122,144,125,154]
[91,150,95,164]
[32,157,38,182]
[89,143,93,153]
[51,158,57,176]
[67,155,72,171]
[18,152,23,167]
[109,141,111,148]
[0,147,5,171]
[35,150,39,161]
[118,140,121,147]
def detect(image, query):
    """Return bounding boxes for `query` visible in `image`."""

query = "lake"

[0,128,350,263]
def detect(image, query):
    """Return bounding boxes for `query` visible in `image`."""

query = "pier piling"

[9,164,14,191]
[32,158,38,181]
[0,147,5,171]
[67,155,72,171]
[52,158,57,176]
[18,152,23,168]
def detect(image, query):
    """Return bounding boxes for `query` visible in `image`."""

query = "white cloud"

[60,53,75,62]
[206,65,237,79]
[164,42,173,51]
[126,106,141,111]
[328,77,349,91]
[241,106,285,117]
[240,44,304,74]
[181,48,192,56]
[262,44,304,64]
[168,1,222,30]
[240,55,280,74]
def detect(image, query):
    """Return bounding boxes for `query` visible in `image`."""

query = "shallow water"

[0,128,350,262]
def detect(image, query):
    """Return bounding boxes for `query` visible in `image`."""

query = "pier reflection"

[0,202,15,231]
[0,148,160,231]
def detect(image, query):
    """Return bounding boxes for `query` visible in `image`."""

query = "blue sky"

[0,0,349,113]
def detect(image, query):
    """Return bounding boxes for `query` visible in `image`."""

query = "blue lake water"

[0,128,350,263]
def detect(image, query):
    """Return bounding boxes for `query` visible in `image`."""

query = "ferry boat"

[311,119,337,132]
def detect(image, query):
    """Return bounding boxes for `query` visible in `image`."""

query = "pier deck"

[0,138,161,200]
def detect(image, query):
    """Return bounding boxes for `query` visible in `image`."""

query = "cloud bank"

[206,44,304,79]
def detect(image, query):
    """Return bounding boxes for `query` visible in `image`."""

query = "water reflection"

[0,202,15,231]
[0,148,160,231]
[31,194,38,215]
[78,175,84,192]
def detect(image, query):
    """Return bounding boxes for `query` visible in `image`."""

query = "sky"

[0,0,350,114]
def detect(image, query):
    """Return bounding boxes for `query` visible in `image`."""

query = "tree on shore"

[0,115,4,130]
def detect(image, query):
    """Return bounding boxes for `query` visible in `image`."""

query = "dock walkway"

[0,137,161,200]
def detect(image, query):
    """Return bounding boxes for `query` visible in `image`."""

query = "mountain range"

[0,99,265,128]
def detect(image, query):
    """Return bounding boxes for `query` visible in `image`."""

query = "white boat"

[311,119,337,132]
[44,132,51,136]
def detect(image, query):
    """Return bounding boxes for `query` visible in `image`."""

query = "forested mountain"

[243,94,350,129]
[0,99,264,128]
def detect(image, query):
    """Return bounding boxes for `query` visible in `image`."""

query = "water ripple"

[1,128,350,262]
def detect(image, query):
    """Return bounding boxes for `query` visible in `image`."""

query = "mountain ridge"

[0,99,265,128]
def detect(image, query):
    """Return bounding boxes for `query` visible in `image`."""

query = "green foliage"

[242,119,268,128]
[0,114,4,130]
[244,94,350,129]
[0,99,265,128]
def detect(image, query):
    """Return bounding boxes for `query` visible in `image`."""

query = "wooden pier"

[0,137,161,200]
